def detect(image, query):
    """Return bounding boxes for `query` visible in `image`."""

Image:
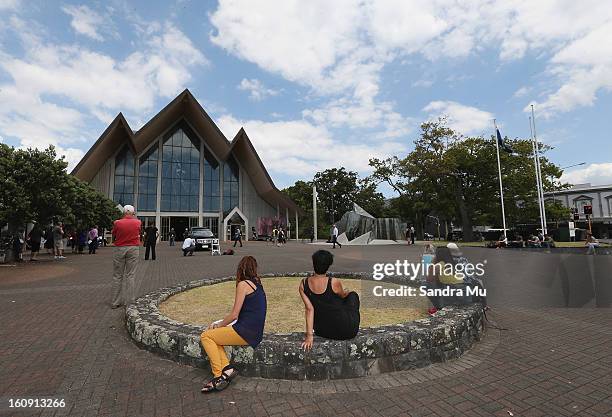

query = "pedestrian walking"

[88,225,99,254]
[12,230,24,262]
[111,205,141,309]
[233,227,243,248]
[70,229,77,253]
[272,227,279,247]
[279,228,285,246]
[410,225,415,245]
[53,222,65,259]
[331,224,342,249]
[44,225,54,255]
[28,224,42,261]
[169,227,176,246]
[309,226,315,243]
[144,223,159,260]
[77,229,87,253]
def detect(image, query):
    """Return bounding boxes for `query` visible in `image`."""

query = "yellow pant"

[200,326,248,377]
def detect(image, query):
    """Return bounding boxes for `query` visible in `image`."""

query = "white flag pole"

[529,115,545,235]
[531,105,548,235]
[493,119,508,239]
[312,185,318,242]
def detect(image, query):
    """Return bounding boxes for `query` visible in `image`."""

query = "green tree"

[312,167,385,223]
[0,145,120,231]
[283,168,385,238]
[369,119,569,240]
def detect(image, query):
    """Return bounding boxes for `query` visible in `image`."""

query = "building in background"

[544,183,612,239]
[72,89,301,242]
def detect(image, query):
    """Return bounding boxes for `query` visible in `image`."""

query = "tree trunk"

[454,178,473,241]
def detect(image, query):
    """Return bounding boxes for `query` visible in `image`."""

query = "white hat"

[123,204,135,214]
[446,242,462,256]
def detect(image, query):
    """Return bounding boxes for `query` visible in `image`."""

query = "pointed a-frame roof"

[72,89,302,214]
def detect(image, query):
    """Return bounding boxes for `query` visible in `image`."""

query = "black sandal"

[200,378,217,393]
[221,365,239,382]
[201,374,233,393]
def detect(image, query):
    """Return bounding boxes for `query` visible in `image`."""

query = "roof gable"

[71,89,301,213]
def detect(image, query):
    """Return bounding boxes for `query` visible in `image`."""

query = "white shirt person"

[182,236,196,256]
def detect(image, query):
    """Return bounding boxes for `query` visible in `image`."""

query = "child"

[200,256,267,393]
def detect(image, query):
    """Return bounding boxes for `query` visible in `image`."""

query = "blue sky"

[1,0,611,194]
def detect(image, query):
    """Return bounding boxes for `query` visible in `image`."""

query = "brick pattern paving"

[0,242,611,416]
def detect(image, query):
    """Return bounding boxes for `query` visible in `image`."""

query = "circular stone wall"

[126,273,485,380]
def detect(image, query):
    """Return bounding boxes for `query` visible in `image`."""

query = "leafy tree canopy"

[0,144,121,231]
[368,118,570,239]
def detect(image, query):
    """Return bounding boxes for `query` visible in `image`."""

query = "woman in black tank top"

[303,276,360,339]
[299,250,360,350]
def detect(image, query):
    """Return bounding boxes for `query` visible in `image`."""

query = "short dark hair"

[312,250,334,274]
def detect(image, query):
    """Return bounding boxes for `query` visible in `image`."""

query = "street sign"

[569,221,576,238]
[583,205,592,215]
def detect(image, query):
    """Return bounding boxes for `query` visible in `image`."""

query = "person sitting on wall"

[527,234,542,248]
[585,233,600,255]
[447,243,487,307]
[508,234,524,248]
[425,246,461,309]
[182,235,196,256]
[299,250,360,350]
[496,234,508,248]
[200,256,267,393]
[542,234,556,249]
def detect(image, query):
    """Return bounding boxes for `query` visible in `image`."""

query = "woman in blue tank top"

[200,256,267,393]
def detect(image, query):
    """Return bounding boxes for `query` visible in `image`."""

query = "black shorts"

[30,241,40,252]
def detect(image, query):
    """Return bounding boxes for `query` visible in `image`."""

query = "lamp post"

[553,162,586,205]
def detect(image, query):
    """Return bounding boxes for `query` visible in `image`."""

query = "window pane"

[181,147,191,164]
[160,126,199,212]
[190,163,199,179]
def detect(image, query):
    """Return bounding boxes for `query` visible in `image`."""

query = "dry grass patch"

[160,277,429,333]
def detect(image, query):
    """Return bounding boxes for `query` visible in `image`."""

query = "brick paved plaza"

[1,241,611,417]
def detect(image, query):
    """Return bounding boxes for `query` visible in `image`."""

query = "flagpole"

[531,105,547,235]
[493,119,508,239]
[529,116,545,235]
[312,185,318,242]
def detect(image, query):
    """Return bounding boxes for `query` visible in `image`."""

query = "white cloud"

[422,101,493,135]
[0,0,19,10]
[62,5,110,41]
[238,78,279,101]
[513,86,531,98]
[217,114,406,182]
[211,0,367,98]
[0,18,206,166]
[303,98,412,139]
[210,0,612,119]
[532,21,612,115]
[561,163,612,187]
[56,147,85,172]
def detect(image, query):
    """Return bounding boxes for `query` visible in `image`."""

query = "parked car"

[190,227,217,250]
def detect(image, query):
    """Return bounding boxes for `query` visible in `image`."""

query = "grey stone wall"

[126,273,485,380]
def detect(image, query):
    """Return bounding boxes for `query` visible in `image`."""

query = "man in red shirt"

[111,205,141,308]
